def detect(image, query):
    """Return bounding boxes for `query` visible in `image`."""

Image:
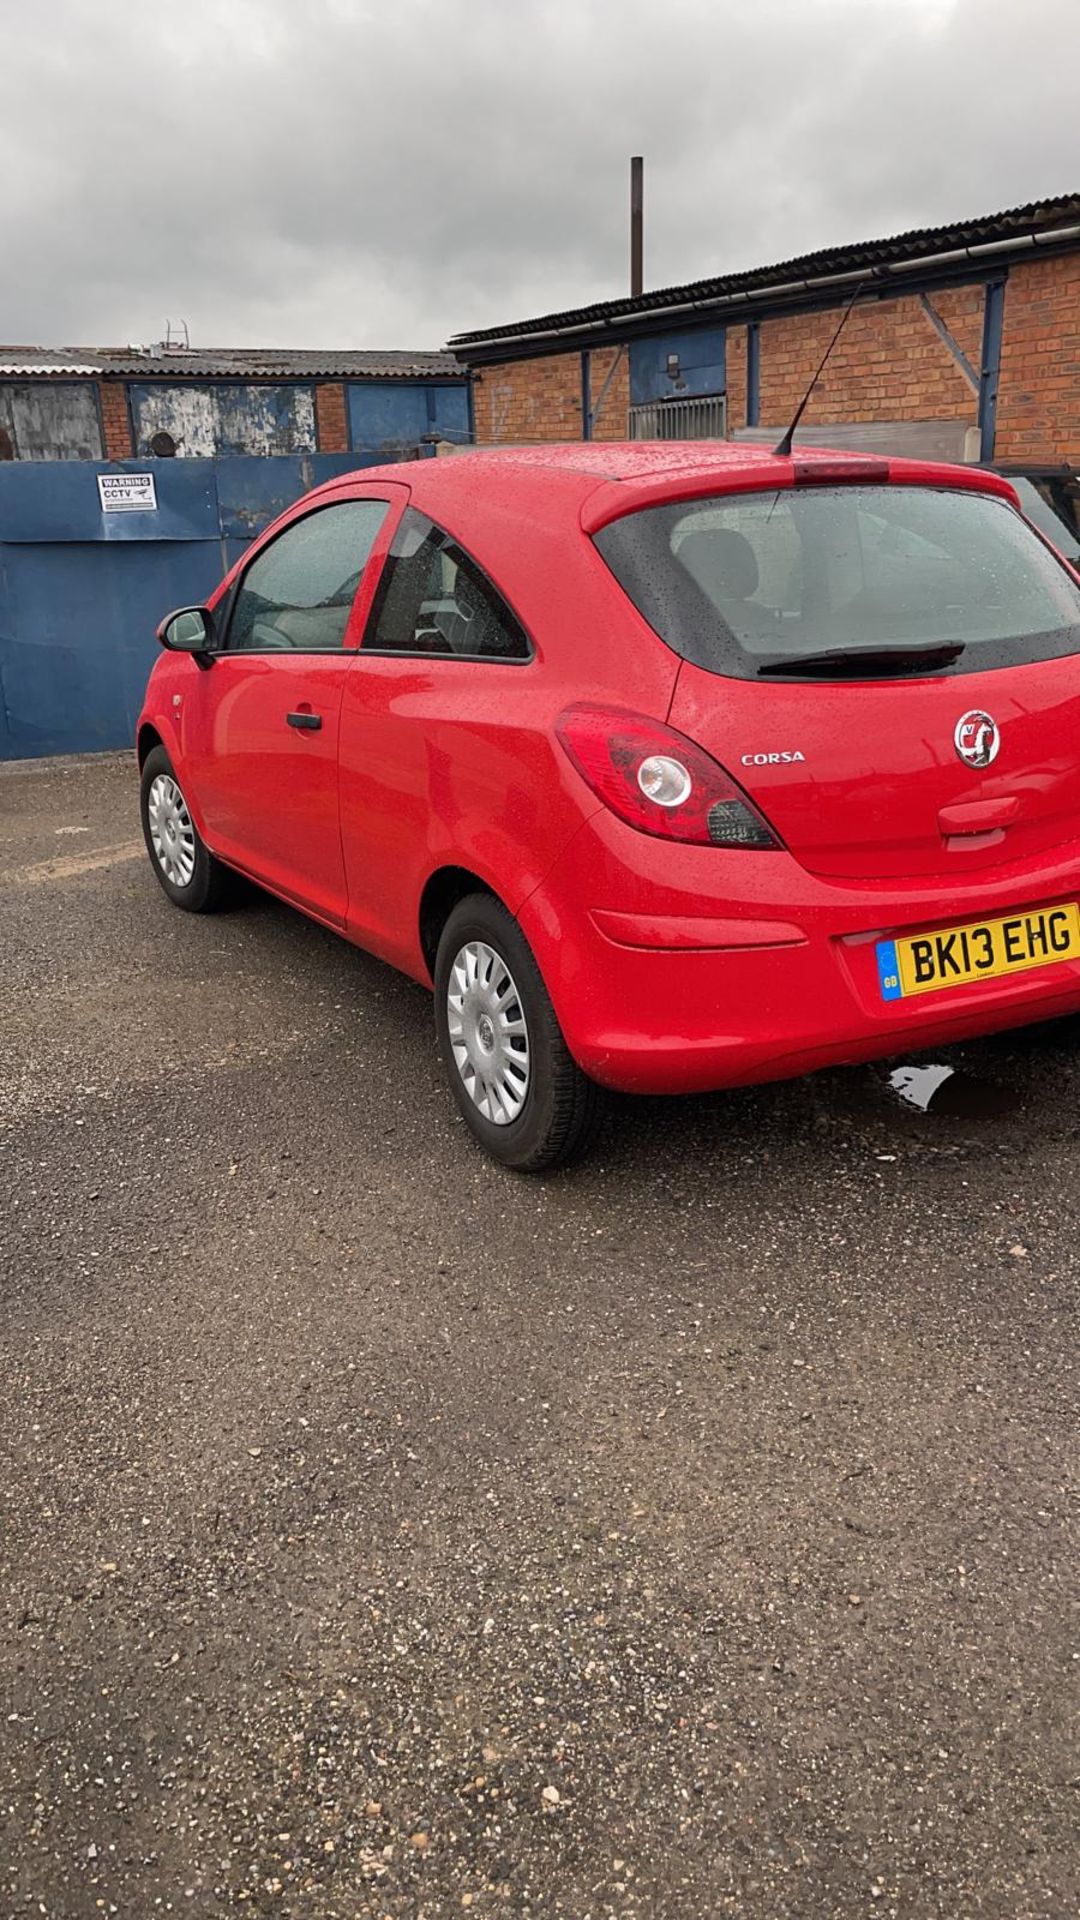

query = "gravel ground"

[1,751,1076,1919]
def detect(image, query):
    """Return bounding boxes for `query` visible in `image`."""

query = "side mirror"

[157,605,215,662]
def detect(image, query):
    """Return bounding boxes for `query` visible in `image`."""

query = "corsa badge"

[954,710,1000,769]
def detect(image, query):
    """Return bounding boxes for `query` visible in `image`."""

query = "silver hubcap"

[447,940,530,1126]
[147,773,196,888]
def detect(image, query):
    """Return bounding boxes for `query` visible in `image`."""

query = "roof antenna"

[772,279,866,457]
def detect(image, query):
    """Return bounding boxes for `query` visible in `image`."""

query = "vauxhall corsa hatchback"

[138,442,1080,1170]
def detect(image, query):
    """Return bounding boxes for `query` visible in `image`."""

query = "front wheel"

[139,745,232,913]
[434,894,603,1172]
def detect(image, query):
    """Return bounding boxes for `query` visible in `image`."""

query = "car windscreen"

[593,484,1080,680]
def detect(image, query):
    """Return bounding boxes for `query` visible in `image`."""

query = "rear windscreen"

[594,485,1080,679]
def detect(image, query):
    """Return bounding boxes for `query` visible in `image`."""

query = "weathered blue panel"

[629,327,726,406]
[429,385,471,444]
[213,453,364,543]
[0,382,103,461]
[129,382,317,457]
[347,381,470,455]
[0,684,11,759]
[341,450,391,471]
[223,537,254,576]
[0,458,219,543]
[0,540,225,757]
[0,451,403,760]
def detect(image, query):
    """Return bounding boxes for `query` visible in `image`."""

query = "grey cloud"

[2,0,1076,349]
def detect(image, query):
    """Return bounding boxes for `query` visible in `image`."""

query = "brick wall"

[98,380,134,460]
[995,253,1080,460]
[315,381,349,452]
[588,347,631,440]
[468,286,989,447]
[473,350,582,443]
[473,345,630,444]
[754,286,984,430]
[734,259,1080,457]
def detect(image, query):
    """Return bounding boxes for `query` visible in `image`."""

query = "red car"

[138,442,1080,1170]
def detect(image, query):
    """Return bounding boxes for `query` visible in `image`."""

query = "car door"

[337,505,536,973]
[180,493,392,924]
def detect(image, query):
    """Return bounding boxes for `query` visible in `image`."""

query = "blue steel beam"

[746,322,760,427]
[978,277,1006,464]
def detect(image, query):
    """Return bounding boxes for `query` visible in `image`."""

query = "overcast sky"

[2,0,1077,352]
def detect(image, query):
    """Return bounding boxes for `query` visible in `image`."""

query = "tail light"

[555,705,782,849]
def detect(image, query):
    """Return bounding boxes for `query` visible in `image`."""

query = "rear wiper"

[757,641,966,679]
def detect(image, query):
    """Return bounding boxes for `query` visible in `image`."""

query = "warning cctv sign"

[98,472,158,513]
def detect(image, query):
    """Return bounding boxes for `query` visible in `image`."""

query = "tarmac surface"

[1,750,1076,1918]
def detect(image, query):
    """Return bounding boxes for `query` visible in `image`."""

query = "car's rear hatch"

[593,464,1080,883]
[668,657,1080,880]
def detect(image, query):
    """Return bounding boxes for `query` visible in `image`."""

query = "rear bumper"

[517,814,1080,1093]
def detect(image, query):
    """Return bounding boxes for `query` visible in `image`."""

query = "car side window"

[225,500,389,653]
[364,507,531,660]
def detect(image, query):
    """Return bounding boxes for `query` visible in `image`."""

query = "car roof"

[434,441,778,478]
[339,440,788,491]
[420,441,801,490]
[316,440,1019,535]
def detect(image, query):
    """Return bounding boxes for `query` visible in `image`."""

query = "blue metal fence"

[0,453,372,759]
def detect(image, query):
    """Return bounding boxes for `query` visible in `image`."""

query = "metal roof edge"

[450,194,1080,359]
[0,351,468,381]
[0,363,101,377]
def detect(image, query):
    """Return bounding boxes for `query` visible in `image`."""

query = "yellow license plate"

[877,902,1080,1000]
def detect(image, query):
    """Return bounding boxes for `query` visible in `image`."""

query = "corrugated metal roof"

[0,362,100,376]
[0,346,467,380]
[451,193,1080,351]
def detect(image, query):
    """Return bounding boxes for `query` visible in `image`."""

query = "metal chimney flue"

[630,156,644,297]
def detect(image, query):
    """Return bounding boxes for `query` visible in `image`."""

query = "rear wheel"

[139,745,232,913]
[434,893,602,1171]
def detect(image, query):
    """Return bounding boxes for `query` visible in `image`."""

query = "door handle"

[286,710,322,731]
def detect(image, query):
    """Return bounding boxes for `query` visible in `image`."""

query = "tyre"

[434,892,603,1172]
[139,745,232,913]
